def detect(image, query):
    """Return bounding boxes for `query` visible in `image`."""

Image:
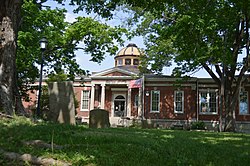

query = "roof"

[90,66,140,78]
[115,43,141,58]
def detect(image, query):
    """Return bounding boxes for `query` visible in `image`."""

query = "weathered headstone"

[48,81,76,125]
[89,109,110,128]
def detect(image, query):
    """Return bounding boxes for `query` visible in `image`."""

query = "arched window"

[115,95,125,100]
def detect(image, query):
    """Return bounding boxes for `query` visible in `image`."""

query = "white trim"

[198,85,218,88]
[91,76,134,80]
[91,67,137,77]
[150,90,160,113]
[90,85,95,110]
[100,84,106,109]
[145,83,195,87]
[80,90,90,112]
[91,80,129,85]
[112,93,127,117]
[74,83,91,87]
[145,77,198,82]
[144,84,218,88]
[174,91,184,114]
[199,90,218,115]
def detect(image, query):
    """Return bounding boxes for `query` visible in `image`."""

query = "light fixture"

[39,37,48,50]
[37,37,48,117]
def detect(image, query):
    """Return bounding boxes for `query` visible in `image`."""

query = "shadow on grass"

[0,118,250,165]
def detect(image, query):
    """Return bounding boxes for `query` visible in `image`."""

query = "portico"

[89,79,142,120]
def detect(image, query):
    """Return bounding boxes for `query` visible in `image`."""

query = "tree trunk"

[224,85,236,132]
[0,0,25,115]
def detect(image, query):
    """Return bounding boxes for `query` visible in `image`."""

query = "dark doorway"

[114,95,126,117]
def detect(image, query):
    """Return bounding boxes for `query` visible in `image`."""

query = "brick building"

[23,43,250,131]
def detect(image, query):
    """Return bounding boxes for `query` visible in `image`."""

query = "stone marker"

[89,109,110,128]
[48,81,76,125]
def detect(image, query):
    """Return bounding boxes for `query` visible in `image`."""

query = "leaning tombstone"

[89,109,110,128]
[48,81,76,125]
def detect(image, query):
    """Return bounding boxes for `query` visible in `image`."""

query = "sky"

[46,1,211,78]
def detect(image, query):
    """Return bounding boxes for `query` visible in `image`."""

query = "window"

[174,91,184,113]
[114,95,126,117]
[134,94,139,107]
[81,90,90,111]
[118,59,123,66]
[199,91,217,114]
[133,59,139,65]
[151,90,160,112]
[125,59,131,65]
[239,91,248,115]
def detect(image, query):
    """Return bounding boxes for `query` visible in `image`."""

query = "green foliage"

[191,121,206,130]
[130,118,142,128]
[40,86,50,120]
[17,0,127,97]
[28,86,50,119]
[124,0,250,78]
[0,118,250,165]
[46,72,68,82]
[118,0,250,131]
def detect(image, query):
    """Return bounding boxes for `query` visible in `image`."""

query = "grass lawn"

[0,117,250,166]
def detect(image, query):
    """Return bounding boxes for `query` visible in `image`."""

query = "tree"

[18,0,126,98]
[123,0,250,132]
[0,0,23,115]
[0,0,125,116]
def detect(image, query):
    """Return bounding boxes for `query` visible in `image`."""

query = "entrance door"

[113,95,126,117]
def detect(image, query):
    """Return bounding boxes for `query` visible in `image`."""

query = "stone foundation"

[139,119,250,133]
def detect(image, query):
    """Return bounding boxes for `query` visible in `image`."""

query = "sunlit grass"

[0,117,250,165]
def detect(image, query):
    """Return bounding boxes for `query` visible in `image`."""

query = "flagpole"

[142,74,145,120]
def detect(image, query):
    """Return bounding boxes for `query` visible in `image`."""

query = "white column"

[138,87,142,118]
[90,84,95,110]
[127,88,132,117]
[101,84,106,109]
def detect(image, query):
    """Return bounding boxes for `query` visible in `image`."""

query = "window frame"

[239,91,249,115]
[117,59,123,66]
[199,90,218,115]
[133,59,139,65]
[174,91,184,114]
[81,90,90,111]
[125,59,131,65]
[150,90,160,113]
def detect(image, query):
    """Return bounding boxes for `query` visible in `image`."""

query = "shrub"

[191,121,206,130]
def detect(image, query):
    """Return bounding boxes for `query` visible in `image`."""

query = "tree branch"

[215,64,222,78]
[231,20,245,77]
[202,63,220,85]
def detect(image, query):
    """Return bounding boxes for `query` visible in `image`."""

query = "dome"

[116,43,141,57]
[114,43,141,67]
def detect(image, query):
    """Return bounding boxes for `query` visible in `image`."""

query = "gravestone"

[89,109,110,128]
[48,81,76,125]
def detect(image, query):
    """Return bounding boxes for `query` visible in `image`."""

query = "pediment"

[91,67,137,77]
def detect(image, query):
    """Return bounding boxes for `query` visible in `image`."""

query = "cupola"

[114,43,141,67]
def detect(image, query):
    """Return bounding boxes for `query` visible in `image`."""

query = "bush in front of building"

[130,118,142,128]
[191,121,206,130]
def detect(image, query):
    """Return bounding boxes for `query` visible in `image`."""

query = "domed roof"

[116,43,141,57]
